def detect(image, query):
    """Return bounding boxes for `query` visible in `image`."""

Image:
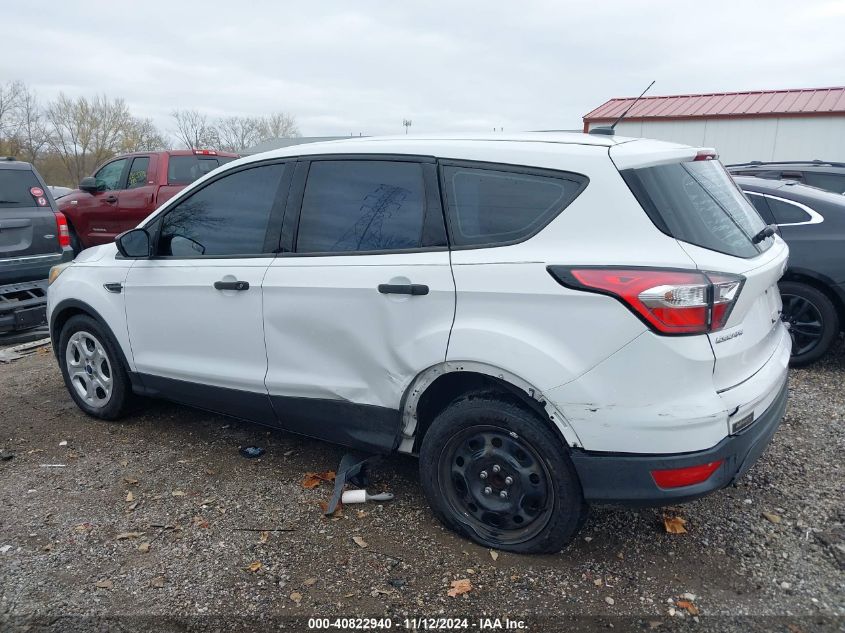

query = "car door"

[123,161,290,423]
[262,157,455,452]
[74,157,129,246]
[116,155,158,230]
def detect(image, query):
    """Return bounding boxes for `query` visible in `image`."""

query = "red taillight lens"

[548,267,744,335]
[651,460,723,489]
[54,212,71,248]
[694,150,718,161]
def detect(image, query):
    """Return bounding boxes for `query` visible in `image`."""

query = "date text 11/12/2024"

[307,617,528,630]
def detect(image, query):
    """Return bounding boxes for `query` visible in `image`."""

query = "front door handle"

[105,195,118,203]
[378,283,429,296]
[214,280,250,291]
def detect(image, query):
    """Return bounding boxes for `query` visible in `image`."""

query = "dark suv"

[728,160,845,195]
[0,158,74,334]
[734,176,845,366]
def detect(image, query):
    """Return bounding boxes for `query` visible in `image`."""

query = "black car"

[0,157,74,334]
[728,160,845,195]
[735,176,845,366]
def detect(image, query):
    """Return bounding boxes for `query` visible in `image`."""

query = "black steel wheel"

[419,393,587,554]
[779,281,839,367]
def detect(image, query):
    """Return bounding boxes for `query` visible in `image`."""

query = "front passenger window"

[157,164,285,257]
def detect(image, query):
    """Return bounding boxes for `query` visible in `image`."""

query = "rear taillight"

[694,150,718,161]
[651,460,723,489]
[547,267,744,335]
[54,212,71,248]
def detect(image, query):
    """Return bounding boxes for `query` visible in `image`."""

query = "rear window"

[0,169,41,208]
[622,160,771,258]
[442,165,587,247]
[168,156,235,185]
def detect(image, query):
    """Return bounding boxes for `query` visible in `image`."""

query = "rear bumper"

[570,376,788,505]
[0,279,49,333]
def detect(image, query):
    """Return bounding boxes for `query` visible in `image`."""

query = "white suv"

[47,133,790,553]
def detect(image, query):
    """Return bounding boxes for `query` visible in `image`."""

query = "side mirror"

[79,177,99,194]
[115,228,150,258]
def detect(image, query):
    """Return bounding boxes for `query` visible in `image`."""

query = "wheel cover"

[781,293,824,356]
[65,331,113,408]
[438,424,554,546]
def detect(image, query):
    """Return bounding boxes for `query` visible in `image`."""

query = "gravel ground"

[0,340,843,632]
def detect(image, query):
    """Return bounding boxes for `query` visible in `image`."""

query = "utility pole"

[403,119,412,135]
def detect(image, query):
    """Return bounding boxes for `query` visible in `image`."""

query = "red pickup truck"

[58,149,239,252]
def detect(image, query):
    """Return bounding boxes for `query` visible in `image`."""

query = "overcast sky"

[3,1,844,138]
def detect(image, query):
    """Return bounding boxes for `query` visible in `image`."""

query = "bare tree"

[171,109,218,149]
[45,93,133,184]
[122,117,168,152]
[215,115,265,152]
[259,111,301,139]
[0,80,23,139]
[15,85,49,162]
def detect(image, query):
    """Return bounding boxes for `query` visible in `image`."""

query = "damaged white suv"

[47,133,790,553]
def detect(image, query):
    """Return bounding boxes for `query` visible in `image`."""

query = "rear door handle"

[214,280,250,291]
[378,283,429,296]
[105,195,118,203]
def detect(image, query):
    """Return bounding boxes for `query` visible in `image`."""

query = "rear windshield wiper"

[751,224,777,244]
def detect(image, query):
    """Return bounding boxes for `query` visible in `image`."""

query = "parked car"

[48,186,73,199]
[47,133,790,553]
[735,176,845,366]
[57,149,238,253]
[1,157,73,334]
[727,160,845,195]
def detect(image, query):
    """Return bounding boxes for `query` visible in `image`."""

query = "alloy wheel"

[781,293,824,357]
[66,331,113,408]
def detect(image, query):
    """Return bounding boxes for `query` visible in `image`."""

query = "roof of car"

[0,158,34,170]
[734,175,845,205]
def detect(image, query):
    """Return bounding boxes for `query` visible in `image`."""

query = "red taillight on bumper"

[651,460,723,489]
[54,212,71,248]
[547,267,744,335]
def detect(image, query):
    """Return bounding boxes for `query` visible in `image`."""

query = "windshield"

[622,160,772,258]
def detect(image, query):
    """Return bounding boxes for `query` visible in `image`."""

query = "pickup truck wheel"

[780,281,839,367]
[419,393,587,554]
[58,314,131,420]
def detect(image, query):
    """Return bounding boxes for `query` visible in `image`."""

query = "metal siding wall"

[591,116,845,163]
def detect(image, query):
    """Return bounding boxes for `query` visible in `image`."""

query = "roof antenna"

[589,80,655,136]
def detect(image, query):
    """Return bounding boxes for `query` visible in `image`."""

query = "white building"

[583,87,845,164]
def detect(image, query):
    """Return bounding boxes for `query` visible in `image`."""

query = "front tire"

[419,393,587,554]
[57,314,132,420]
[780,281,839,367]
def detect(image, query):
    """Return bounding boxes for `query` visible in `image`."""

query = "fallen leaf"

[303,577,317,586]
[126,501,139,512]
[200,498,215,506]
[138,542,151,553]
[116,531,144,540]
[448,578,473,597]
[593,578,603,587]
[171,490,186,497]
[302,470,336,489]
[150,576,165,588]
[125,491,134,502]
[73,523,93,533]
[489,550,499,561]
[247,560,262,573]
[191,516,209,529]
[258,530,270,544]
[290,591,303,604]
[95,579,113,589]
[676,599,700,616]
[123,477,139,485]
[663,515,687,534]
[762,512,782,524]
[120,460,128,467]
[352,536,368,548]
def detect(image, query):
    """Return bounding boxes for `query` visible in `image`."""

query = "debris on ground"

[447,579,472,597]
[340,489,394,504]
[302,470,335,489]
[239,446,265,459]
[0,338,51,364]
[663,513,688,534]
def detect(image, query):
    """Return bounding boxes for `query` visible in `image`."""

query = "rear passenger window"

[766,198,812,225]
[441,165,586,247]
[295,161,426,253]
[127,157,150,189]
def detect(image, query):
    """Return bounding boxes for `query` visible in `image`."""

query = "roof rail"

[727,159,845,168]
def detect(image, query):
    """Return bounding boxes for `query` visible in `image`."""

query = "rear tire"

[57,314,132,420]
[779,281,839,367]
[419,392,587,554]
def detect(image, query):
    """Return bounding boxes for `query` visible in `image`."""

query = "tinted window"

[767,197,811,224]
[157,164,284,257]
[803,172,845,195]
[296,161,426,253]
[127,156,150,189]
[442,166,585,246]
[622,160,770,258]
[0,169,41,208]
[168,156,232,185]
[95,159,127,191]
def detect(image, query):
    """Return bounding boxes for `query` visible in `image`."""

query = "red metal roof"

[583,87,845,123]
